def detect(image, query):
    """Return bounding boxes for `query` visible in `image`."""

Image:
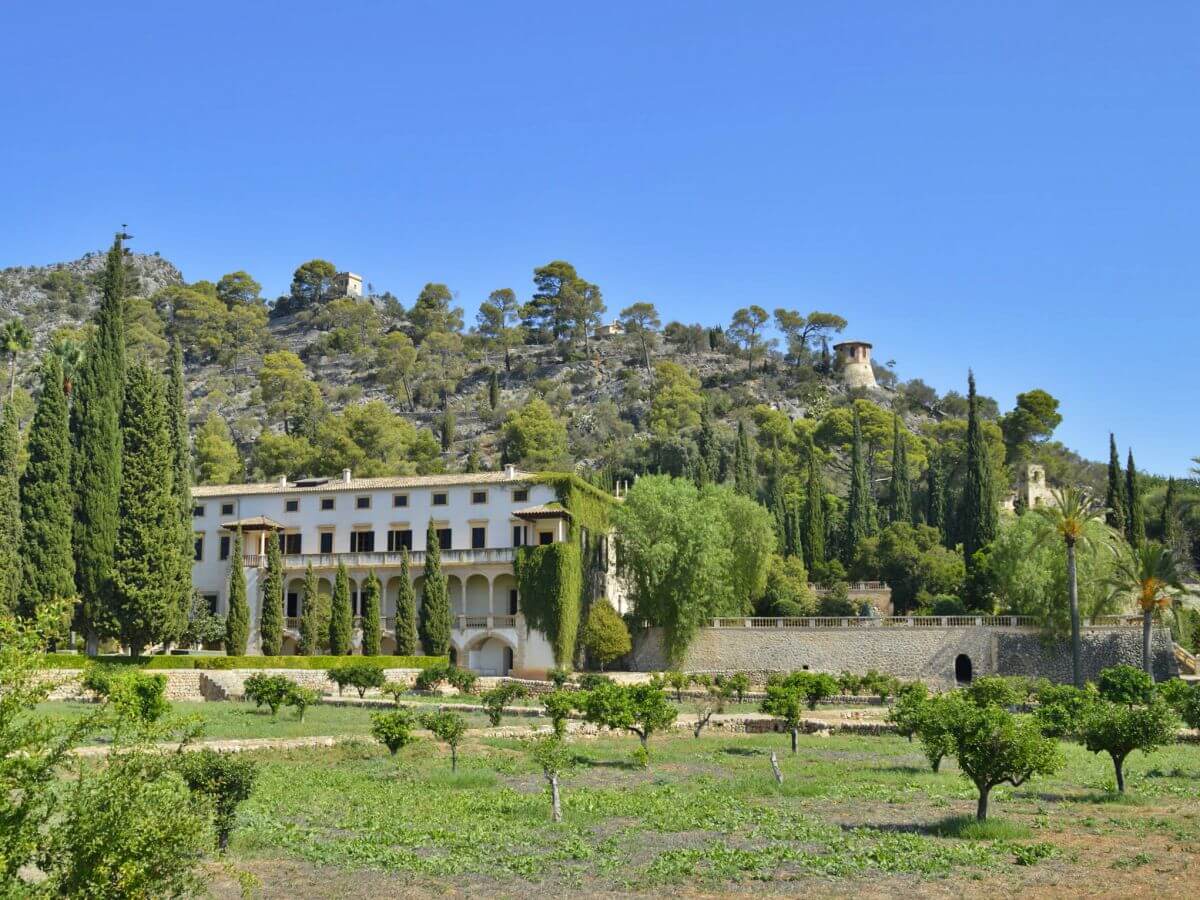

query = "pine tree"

[1161,477,1181,551]
[889,414,912,524]
[112,364,178,656]
[258,530,283,656]
[19,355,75,622]
[225,531,249,655]
[297,562,325,655]
[961,371,997,566]
[488,370,499,410]
[844,406,872,563]
[420,521,452,656]
[733,421,756,496]
[0,403,22,613]
[802,443,826,572]
[926,454,947,544]
[71,233,127,653]
[1105,433,1127,534]
[360,570,381,656]
[1125,449,1145,548]
[329,562,353,655]
[394,549,419,656]
[165,339,193,641]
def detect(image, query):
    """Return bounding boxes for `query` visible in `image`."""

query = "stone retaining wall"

[43,668,427,702]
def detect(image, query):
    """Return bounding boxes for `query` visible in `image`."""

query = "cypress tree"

[0,403,22,613]
[19,355,75,622]
[488,370,499,410]
[165,339,193,641]
[419,521,452,656]
[360,570,382,656]
[258,530,283,656]
[72,234,127,653]
[440,410,455,452]
[329,562,353,655]
[394,549,419,656]
[961,371,997,565]
[1105,433,1127,534]
[889,414,912,524]
[1161,477,1181,550]
[733,421,756,496]
[696,404,719,486]
[297,562,324,655]
[225,531,249,655]
[1125,449,1145,548]
[844,406,872,563]
[926,454,947,544]
[802,444,826,572]
[112,364,177,657]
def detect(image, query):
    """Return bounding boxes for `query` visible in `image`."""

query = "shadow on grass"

[572,756,641,771]
[718,747,764,757]
[875,764,928,775]
[1031,790,1141,805]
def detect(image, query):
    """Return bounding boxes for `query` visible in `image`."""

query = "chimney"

[342,468,352,483]
[278,475,287,487]
[504,464,517,480]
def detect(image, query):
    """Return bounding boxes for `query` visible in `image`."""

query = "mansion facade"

[191,467,619,676]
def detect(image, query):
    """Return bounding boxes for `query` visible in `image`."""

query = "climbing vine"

[515,541,581,667]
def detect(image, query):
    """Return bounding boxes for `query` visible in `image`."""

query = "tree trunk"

[641,335,650,373]
[8,355,14,401]
[976,785,990,821]
[1142,608,1154,679]
[770,751,783,784]
[549,774,562,822]
[1067,541,1083,688]
[790,727,798,754]
[1113,753,1126,793]
[451,746,457,772]
[85,630,99,657]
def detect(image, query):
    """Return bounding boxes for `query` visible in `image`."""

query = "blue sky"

[1,3,1196,475]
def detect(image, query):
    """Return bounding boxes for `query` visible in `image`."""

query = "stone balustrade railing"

[708,615,1143,630]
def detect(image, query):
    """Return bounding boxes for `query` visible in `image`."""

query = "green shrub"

[1155,677,1193,714]
[108,671,170,726]
[837,671,864,695]
[421,711,468,771]
[285,685,320,721]
[81,662,126,698]
[724,673,751,703]
[582,599,631,670]
[328,659,386,698]
[915,692,964,772]
[146,654,445,671]
[481,682,528,727]
[243,673,293,716]
[547,667,570,688]
[929,595,967,616]
[580,682,677,764]
[371,709,419,756]
[175,749,259,852]
[414,663,478,694]
[1079,699,1178,793]
[542,690,578,737]
[860,669,901,702]
[1097,665,1155,707]
[380,680,409,706]
[776,671,839,710]
[887,681,930,740]
[965,676,1020,709]
[576,672,614,692]
[1033,683,1097,738]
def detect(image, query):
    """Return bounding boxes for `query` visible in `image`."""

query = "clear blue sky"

[1,3,1196,475]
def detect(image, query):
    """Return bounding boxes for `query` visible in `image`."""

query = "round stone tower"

[833,340,877,389]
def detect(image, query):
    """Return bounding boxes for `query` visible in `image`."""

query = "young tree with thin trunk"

[328,562,353,655]
[619,302,661,373]
[258,531,284,656]
[421,711,467,771]
[224,531,249,655]
[529,735,574,822]
[419,522,452,655]
[393,549,419,656]
[1080,698,1177,794]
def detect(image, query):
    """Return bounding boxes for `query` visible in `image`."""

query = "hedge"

[39,654,447,671]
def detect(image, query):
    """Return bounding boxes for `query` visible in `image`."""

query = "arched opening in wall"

[954,654,973,684]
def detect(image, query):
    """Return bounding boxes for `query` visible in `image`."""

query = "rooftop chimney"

[504,465,517,480]
[342,468,352,483]
[278,475,287,487]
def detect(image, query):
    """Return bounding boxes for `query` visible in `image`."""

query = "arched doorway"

[954,654,973,684]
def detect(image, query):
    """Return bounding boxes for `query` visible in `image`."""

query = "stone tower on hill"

[833,340,877,389]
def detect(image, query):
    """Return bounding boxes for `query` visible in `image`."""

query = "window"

[193,534,204,561]
[355,496,371,510]
[285,499,299,512]
[513,488,529,502]
[281,533,301,555]
[512,525,525,547]
[219,535,231,561]
[192,505,205,517]
[351,588,361,617]
[539,531,553,545]
[320,497,335,511]
[388,529,413,552]
[221,502,234,516]
[350,530,375,552]
[203,594,218,615]
[471,490,487,504]
[508,589,519,615]
[437,528,452,550]
[432,492,448,506]
[393,493,408,508]
[319,531,334,554]
[286,592,299,617]
[471,526,486,549]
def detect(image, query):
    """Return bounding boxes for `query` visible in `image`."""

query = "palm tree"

[49,335,85,398]
[1,320,32,401]
[1034,486,1112,688]
[1106,541,1188,680]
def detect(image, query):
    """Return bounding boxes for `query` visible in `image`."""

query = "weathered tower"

[833,340,877,389]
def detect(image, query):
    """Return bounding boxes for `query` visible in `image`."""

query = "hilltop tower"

[833,340,877,389]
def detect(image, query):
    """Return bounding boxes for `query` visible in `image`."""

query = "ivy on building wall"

[515,541,581,668]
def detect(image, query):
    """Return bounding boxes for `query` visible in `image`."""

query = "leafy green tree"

[258,531,284,656]
[481,682,528,726]
[72,234,127,653]
[1159,477,1183,552]
[360,570,382,656]
[1105,434,1127,535]
[582,599,632,669]
[19,356,74,623]
[1097,664,1155,706]
[844,406,873,562]
[225,531,249,655]
[112,364,178,657]
[215,270,262,306]
[962,371,998,574]
[0,404,21,613]
[1106,542,1186,678]
[802,442,826,572]
[772,309,847,364]
[162,283,229,359]
[732,420,756,497]
[328,562,353,655]
[760,553,815,616]
[371,708,419,756]
[258,350,322,434]
[1,319,31,400]
[728,305,771,372]
[1080,699,1177,793]
[925,454,947,543]
[619,301,661,372]
[529,734,574,822]
[1125,449,1146,548]
[648,361,702,435]
[193,412,243,484]
[760,680,808,753]
[501,398,568,468]
[374,331,419,410]
[421,710,468,771]
[297,562,325,655]
[1000,389,1062,462]
[420,521,452,655]
[475,288,524,371]
[581,682,677,764]
[288,259,336,306]
[393,549,419,656]
[889,414,912,523]
[175,748,258,852]
[409,282,464,344]
[856,522,964,615]
[165,340,193,640]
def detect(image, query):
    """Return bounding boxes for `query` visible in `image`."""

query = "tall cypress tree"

[72,234,127,653]
[889,414,912,524]
[802,443,826,573]
[733,421,756,496]
[297,562,324,655]
[19,355,75,622]
[844,406,872,563]
[695,404,719,487]
[1161,477,1182,551]
[165,339,193,642]
[926,454,947,544]
[0,402,22,613]
[1105,433,1127,534]
[329,562,353,655]
[112,364,177,657]
[225,530,249,655]
[961,371,997,565]
[360,570,382,656]
[394,549,419,656]
[1125,449,1145,548]
[419,521,452,656]
[258,530,283,656]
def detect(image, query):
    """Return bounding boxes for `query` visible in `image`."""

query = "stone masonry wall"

[631,625,1176,688]
[43,668,426,702]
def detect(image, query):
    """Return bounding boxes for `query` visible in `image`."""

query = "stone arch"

[285,578,306,618]
[464,574,490,615]
[383,575,408,618]
[447,575,464,614]
[955,654,973,684]
[492,573,518,615]
[412,575,426,618]
[466,634,516,676]
[280,634,299,656]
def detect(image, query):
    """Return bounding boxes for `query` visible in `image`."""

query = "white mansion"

[191,466,619,675]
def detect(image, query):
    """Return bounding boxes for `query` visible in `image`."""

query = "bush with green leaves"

[760,681,808,754]
[1157,678,1200,728]
[421,710,468,771]
[1079,699,1178,793]
[107,670,170,728]
[81,662,127,699]
[860,669,900,702]
[528,734,575,822]
[414,662,478,694]
[582,599,631,670]
[1097,665,1155,707]
[175,749,259,852]
[580,682,677,764]
[328,659,386,698]
[243,673,293,716]
[664,671,691,702]
[542,690,578,738]
[481,682,529,726]
[285,684,320,721]
[371,708,419,756]
[1033,683,1097,738]
[724,672,751,703]
[836,671,864,695]
[547,667,570,688]
[576,672,614,691]
[887,681,930,741]
[915,692,965,773]
[380,680,409,706]
[965,676,1021,710]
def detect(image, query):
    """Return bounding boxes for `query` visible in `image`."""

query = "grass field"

[188,724,1200,898]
